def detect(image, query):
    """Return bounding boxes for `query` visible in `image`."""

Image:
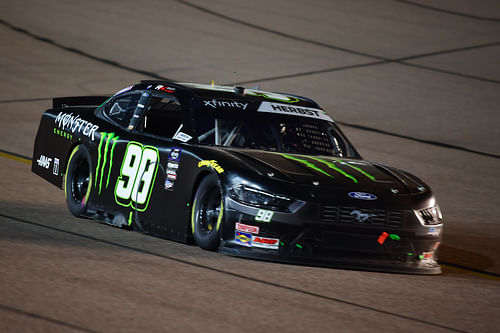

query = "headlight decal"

[229,185,292,212]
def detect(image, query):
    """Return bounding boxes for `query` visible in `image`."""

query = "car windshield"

[194,116,357,157]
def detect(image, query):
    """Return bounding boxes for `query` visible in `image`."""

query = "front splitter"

[219,241,442,275]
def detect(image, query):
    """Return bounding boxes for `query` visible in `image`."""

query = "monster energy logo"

[95,132,119,195]
[280,154,376,183]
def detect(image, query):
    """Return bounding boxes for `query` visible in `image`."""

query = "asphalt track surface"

[0,0,499,332]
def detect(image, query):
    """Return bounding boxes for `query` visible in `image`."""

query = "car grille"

[322,206,402,227]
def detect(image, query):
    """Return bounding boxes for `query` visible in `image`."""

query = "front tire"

[65,145,92,217]
[191,174,224,251]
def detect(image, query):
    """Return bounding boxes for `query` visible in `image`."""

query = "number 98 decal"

[115,142,159,211]
[255,209,274,222]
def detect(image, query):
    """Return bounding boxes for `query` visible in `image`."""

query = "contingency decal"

[165,148,182,191]
[252,236,279,250]
[95,132,120,195]
[235,230,252,247]
[234,230,280,250]
[235,222,259,234]
[168,148,182,162]
[114,142,159,212]
[53,158,60,176]
[54,112,99,141]
[198,160,224,173]
[257,102,333,122]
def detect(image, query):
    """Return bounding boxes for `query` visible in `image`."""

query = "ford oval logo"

[348,192,377,200]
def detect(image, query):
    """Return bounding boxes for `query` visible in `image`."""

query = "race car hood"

[223,149,430,198]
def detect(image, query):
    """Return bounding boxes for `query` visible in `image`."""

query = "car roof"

[130,80,321,109]
[118,80,334,123]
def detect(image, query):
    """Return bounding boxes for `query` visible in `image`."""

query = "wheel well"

[188,170,217,235]
[61,143,81,189]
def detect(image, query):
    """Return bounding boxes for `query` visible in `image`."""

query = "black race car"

[32,80,443,274]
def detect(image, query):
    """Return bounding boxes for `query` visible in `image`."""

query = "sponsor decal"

[53,128,73,141]
[167,170,177,180]
[95,132,120,195]
[54,112,99,141]
[198,160,224,173]
[348,192,377,200]
[203,99,248,110]
[350,210,375,223]
[167,162,179,169]
[53,158,60,175]
[37,155,52,169]
[172,131,192,142]
[252,236,279,250]
[235,222,259,234]
[114,142,159,212]
[150,84,176,93]
[168,148,182,162]
[235,230,252,247]
[165,158,180,191]
[164,178,174,191]
[258,102,333,122]
[255,209,273,223]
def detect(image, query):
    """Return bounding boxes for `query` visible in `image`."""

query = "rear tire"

[65,145,92,217]
[191,174,223,250]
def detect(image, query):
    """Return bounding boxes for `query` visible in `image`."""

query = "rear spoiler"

[53,96,110,109]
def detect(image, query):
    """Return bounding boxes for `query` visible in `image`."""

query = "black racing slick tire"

[191,174,224,251]
[65,145,92,217]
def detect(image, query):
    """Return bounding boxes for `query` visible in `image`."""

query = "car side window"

[104,94,141,127]
[139,96,183,138]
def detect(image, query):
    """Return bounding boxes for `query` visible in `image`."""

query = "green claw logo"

[279,154,376,183]
[95,132,119,195]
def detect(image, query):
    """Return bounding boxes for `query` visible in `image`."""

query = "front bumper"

[219,197,442,275]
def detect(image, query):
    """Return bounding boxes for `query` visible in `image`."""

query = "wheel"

[191,174,224,250]
[65,145,92,217]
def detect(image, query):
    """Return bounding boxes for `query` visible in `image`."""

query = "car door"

[92,91,161,227]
